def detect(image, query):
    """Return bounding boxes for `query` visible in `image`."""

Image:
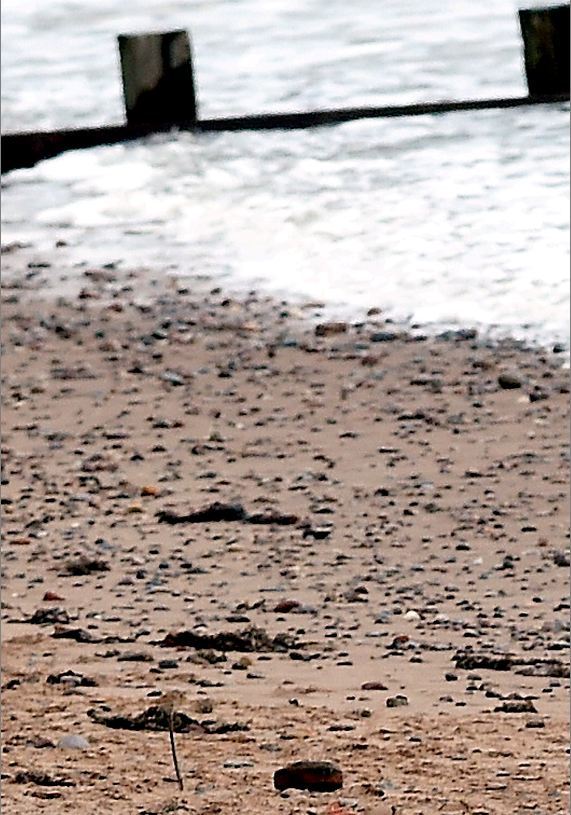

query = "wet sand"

[1,246,569,814]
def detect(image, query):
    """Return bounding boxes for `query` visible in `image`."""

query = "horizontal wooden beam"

[1,121,177,174]
[197,93,570,132]
[2,93,569,174]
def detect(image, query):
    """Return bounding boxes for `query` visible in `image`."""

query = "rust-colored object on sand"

[273,760,343,792]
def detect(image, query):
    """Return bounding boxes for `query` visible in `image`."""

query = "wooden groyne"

[2,7,569,174]
[3,93,568,174]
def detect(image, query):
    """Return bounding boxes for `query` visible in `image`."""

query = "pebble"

[315,322,348,337]
[57,734,90,750]
[497,372,522,390]
[157,659,179,669]
[386,695,409,708]
[361,681,388,691]
[224,759,254,769]
[370,330,399,343]
[274,760,343,792]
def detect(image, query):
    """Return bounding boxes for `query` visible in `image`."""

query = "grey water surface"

[2,0,569,346]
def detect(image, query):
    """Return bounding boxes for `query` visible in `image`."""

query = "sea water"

[2,0,569,346]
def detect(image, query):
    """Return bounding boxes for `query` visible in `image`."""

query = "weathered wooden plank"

[1,122,176,174]
[2,94,569,174]
[197,94,570,132]
[117,31,197,126]
[519,5,570,96]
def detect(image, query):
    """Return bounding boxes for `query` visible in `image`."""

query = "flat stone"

[57,734,90,750]
[274,760,343,792]
[361,681,388,691]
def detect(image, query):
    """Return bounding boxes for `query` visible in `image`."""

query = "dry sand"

[1,245,569,815]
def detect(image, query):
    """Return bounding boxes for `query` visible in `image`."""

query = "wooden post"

[519,5,570,96]
[117,30,197,127]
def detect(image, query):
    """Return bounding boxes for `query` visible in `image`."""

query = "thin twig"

[160,691,185,792]
[168,710,184,791]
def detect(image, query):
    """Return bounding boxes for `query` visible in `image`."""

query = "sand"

[1,245,569,815]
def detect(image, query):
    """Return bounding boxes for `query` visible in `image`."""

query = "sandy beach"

[1,244,569,815]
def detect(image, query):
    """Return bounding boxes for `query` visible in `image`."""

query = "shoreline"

[1,247,569,814]
[1,240,568,361]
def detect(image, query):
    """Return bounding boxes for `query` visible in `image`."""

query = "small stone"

[498,373,522,390]
[302,525,333,540]
[274,599,301,613]
[141,485,159,496]
[57,734,90,750]
[439,328,478,341]
[386,694,408,708]
[370,330,399,343]
[224,758,254,769]
[403,610,420,621]
[161,370,186,386]
[273,760,343,792]
[315,322,348,337]
[157,659,179,669]
[361,681,388,691]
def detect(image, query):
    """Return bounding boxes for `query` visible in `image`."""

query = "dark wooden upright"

[117,30,197,127]
[519,5,570,96]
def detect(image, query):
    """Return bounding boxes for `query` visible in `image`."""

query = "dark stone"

[315,322,348,337]
[361,681,388,691]
[117,652,154,662]
[158,659,179,669]
[273,599,302,613]
[52,627,96,643]
[386,694,408,708]
[370,331,399,343]
[46,670,97,687]
[497,373,522,390]
[438,328,477,341]
[273,760,343,792]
